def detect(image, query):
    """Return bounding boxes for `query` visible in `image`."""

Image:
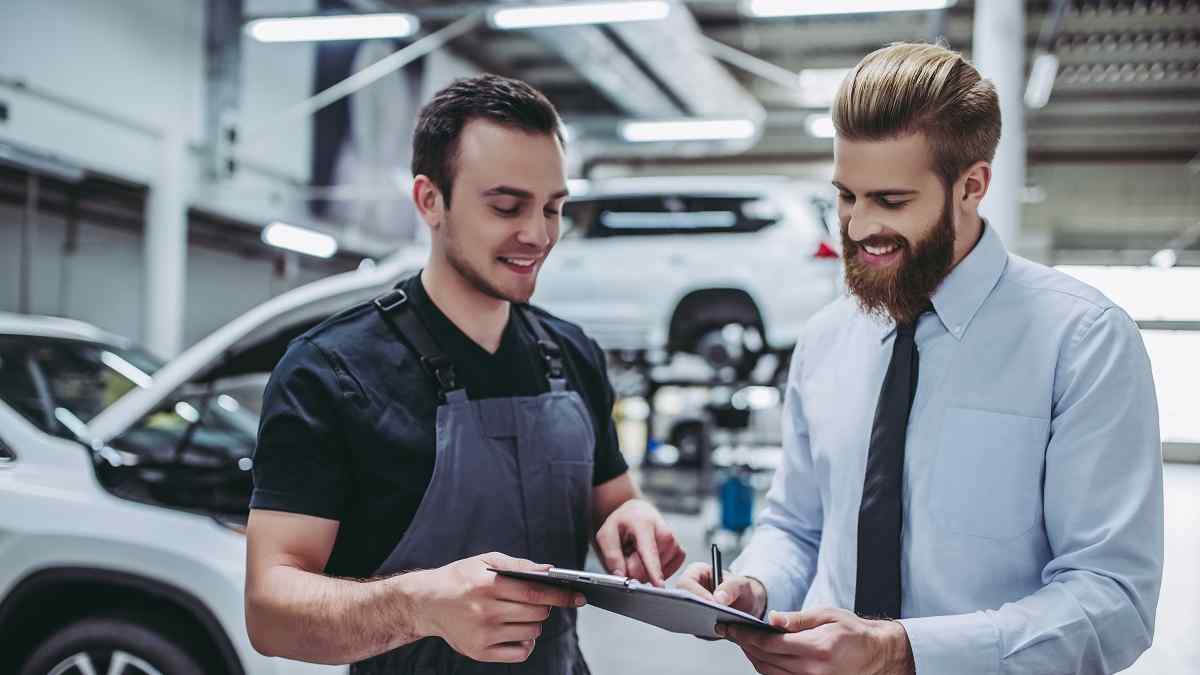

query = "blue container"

[720,470,754,533]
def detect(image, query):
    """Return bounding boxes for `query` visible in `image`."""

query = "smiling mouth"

[863,243,899,256]
[498,256,538,267]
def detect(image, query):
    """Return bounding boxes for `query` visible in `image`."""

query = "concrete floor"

[577,463,1199,674]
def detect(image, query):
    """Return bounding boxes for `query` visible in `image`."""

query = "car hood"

[86,246,429,445]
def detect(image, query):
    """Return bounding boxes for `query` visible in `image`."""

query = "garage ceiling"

[388,0,1199,166]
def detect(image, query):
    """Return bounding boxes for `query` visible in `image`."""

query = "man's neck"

[950,213,985,271]
[421,258,510,355]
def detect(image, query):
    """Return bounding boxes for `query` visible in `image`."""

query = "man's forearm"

[247,565,429,664]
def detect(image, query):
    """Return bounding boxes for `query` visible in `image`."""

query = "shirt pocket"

[930,407,1049,540]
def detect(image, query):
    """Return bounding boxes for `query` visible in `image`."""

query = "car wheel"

[19,615,205,675]
[693,322,764,379]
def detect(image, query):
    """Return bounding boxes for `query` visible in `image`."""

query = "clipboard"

[490,567,784,639]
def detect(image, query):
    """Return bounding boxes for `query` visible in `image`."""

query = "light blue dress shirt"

[732,223,1164,675]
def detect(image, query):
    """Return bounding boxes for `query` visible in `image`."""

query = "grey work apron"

[353,289,594,675]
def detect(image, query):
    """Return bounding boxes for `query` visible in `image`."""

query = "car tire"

[692,323,763,380]
[19,615,205,675]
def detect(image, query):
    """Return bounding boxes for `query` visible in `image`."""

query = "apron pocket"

[548,460,593,568]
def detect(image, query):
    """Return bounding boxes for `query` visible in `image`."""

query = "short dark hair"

[411,74,564,207]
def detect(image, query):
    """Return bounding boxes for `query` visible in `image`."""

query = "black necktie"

[855,319,920,619]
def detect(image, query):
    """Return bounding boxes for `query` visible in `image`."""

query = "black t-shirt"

[251,273,628,578]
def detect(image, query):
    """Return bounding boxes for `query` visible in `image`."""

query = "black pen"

[711,543,723,593]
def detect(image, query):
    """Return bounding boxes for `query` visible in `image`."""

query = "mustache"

[845,233,910,251]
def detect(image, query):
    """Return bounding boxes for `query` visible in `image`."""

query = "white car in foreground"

[0,249,426,675]
[535,175,842,377]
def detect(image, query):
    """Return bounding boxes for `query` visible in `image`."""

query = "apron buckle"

[374,289,408,313]
[421,355,457,392]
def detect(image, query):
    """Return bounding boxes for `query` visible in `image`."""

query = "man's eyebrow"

[483,186,570,201]
[831,180,919,198]
[483,186,533,199]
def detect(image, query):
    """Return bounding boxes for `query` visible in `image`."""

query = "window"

[0,338,55,433]
[1057,266,1200,446]
[562,194,781,238]
[0,336,161,440]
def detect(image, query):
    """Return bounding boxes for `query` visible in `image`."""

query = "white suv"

[0,249,426,675]
[534,175,842,377]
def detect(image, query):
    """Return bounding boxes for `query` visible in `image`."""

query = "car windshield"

[562,194,782,238]
[0,335,257,466]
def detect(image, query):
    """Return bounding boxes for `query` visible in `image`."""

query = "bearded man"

[678,42,1163,675]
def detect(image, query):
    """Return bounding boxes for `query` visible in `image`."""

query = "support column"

[972,0,1025,248]
[144,131,187,359]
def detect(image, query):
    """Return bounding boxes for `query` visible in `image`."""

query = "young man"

[679,43,1163,675]
[245,75,684,673]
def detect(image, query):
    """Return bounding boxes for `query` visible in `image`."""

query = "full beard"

[841,192,955,326]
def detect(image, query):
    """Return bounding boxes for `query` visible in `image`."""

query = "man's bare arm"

[244,509,584,665]
[244,509,427,663]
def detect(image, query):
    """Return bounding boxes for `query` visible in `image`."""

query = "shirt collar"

[878,220,1009,343]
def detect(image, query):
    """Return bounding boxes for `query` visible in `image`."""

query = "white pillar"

[972,0,1025,248]
[144,131,188,359]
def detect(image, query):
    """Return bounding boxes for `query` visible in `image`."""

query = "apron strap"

[517,305,569,391]
[373,288,459,397]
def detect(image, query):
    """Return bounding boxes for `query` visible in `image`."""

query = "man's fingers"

[495,577,585,608]
[481,640,537,663]
[594,521,626,576]
[661,544,687,579]
[713,576,751,608]
[780,607,850,631]
[632,523,665,586]
[489,621,543,645]
[674,563,715,601]
[723,625,793,656]
[491,600,553,624]
[743,649,794,675]
[480,552,548,573]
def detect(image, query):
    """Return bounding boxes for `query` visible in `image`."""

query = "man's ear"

[411,174,445,230]
[959,161,991,211]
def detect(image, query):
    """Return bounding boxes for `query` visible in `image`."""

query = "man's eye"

[544,209,560,217]
[494,206,520,216]
[838,193,855,203]
[879,199,908,209]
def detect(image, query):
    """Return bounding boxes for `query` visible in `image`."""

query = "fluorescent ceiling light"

[245,13,419,43]
[490,1,670,30]
[567,178,591,196]
[806,114,836,138]
[743,0,953,18]
[796,67,852,108]
[1150,249,1178,269]
[1024,52,1059,109]
[262,222,339,258]
[620,118,758,143]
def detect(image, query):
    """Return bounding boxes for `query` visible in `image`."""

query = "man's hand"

[594,499,684,586]
[412,552,586,663]
[720,607,915,675]
[676,563,768,619]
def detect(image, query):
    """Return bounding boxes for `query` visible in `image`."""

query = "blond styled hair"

[833,42,1001,188]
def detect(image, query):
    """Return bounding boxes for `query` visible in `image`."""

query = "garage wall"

[0,0,315,184]
[0,202,344,347]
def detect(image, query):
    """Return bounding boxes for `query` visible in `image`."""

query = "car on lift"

[534,175,842,379]
[0,248,426,675]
